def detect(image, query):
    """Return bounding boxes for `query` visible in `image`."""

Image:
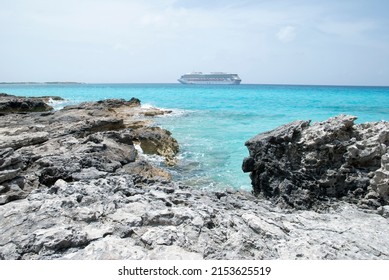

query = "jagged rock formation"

[0,93,60,114]
[243,115,389,210]
[0,148,27,205]
[0,96,178,205]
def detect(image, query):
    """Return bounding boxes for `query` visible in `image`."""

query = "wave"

[47,98,74,110]
[141,103,194,118]
[133,143,165,165]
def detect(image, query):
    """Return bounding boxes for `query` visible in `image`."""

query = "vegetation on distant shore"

[0,82,84,85]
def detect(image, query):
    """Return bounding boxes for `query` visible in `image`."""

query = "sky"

[1,0,388,85]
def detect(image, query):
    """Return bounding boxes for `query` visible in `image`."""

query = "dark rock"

[76,118,126,137]
[62,98,141,111]
[36,156,82,185]
[243,115,389,210]
[0,94,54,114]
[31,131,139,186]
[0,97,177,197]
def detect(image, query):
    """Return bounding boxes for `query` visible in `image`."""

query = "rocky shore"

[1,94,389,260]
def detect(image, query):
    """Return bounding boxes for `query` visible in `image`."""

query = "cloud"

[276,25,296,42]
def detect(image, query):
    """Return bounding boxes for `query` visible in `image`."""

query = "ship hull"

[178,79,241,85]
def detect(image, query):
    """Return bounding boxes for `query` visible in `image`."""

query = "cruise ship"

[178,72,241,85]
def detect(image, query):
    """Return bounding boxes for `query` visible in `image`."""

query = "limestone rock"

[0,132,49,150]
[0,96,177,199]
[0,148,23,170]
[0,148,23,183]
[1,174,388,260]
[243,115,389,210]
[370,153,389,204]
[0,93,54,114]
[0,168,20,184]
[0,148,29,205]
[130,127,179,166]
[122,160,172,181]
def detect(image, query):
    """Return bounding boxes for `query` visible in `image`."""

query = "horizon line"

[1,81,389,88]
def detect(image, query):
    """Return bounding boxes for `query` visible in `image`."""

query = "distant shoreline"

[0,82,85,85]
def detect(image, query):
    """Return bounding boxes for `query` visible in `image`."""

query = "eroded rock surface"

[0,93,59,114]
[1,175,389,260]
[243,115,389,210]
[0,95,178,205]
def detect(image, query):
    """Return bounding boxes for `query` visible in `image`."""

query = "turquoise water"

[1,83,389,190]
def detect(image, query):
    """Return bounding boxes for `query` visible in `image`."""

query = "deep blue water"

[1,83,389,190]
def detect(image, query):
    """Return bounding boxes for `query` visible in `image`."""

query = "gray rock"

[0,93,54,114]
[243,115,389,210]
[122,160,172,181]
[147,245,203,260]
[0,168,20,184]
[0,148,29,204]
[0,148,23,184]
[0,132,49,150]
[0,148,23,171]
[60,236,147,260]
[378,205,389,218]
[241,213,286,238]
[370,153,389,204]
[71,167,108,181]
[0,174,389,260]
[141,226,178,247]
[0,97,177,192]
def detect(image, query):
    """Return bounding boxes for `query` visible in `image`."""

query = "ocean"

[1,83,389,191]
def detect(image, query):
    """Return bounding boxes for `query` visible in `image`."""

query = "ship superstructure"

[178,72,241,85]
